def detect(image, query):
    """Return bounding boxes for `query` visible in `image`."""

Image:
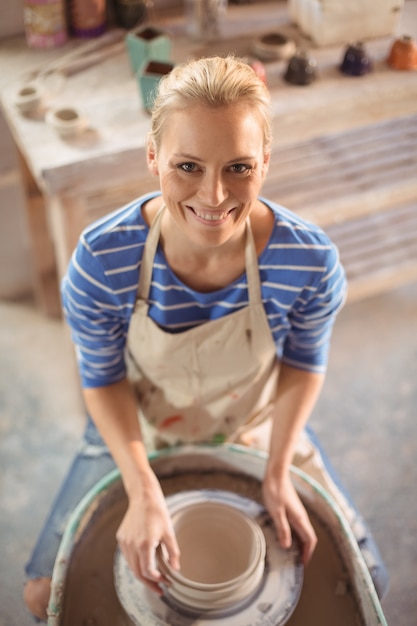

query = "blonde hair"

[150,56,272,152]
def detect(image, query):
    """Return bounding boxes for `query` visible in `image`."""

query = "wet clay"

[58,470,364,626]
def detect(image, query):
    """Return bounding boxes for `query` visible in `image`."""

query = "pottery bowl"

[252,32,296,61]
[46,107,87,139]
[157,501,266,609]
[14,84,42,114]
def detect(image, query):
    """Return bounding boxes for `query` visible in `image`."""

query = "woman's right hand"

[116,471,181,594]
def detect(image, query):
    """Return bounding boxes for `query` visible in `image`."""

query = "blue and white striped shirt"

[62,192,347,388]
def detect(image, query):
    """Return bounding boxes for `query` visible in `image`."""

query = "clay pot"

[46,107,87,139]
[387,35,417,70]
[252,32,296,61]
[14,84,42,114]
[157,500,266,610]
[340,42,373,76]
[284,50,317,86]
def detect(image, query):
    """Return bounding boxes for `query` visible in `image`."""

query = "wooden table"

[1,0,417,315]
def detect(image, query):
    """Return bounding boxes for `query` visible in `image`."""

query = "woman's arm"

[263,363,325,564]
[83,379,180,594]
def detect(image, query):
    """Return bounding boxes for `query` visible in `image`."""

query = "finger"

[162,534,181,571]
[140,541,164,582]
[270,507,293,551]
[121,539,166,592]
[288,511,317,565]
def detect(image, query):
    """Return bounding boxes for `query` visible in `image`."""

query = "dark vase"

[340,42,373,77]
[113,0,147,30]
[284,51,317,86]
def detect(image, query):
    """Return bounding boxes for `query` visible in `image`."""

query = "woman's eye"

[178,162,198,173]
[230,163,252,174]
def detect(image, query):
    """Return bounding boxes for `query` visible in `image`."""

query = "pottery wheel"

[114,489,303,626]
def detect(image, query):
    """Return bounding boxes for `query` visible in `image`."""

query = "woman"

[24,55,347,620]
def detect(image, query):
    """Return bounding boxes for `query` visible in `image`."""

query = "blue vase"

[126,25,171,75]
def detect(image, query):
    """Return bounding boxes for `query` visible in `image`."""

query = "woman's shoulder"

[81,192,160,251]
[261,197,334,248]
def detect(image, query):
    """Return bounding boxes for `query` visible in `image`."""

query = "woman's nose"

[198,173,228,207]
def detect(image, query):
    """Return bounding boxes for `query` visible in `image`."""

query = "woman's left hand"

[262,470,317,565]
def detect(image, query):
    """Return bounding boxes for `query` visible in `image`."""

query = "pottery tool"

[23,29,127,82]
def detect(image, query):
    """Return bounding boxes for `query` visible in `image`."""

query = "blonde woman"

[24,56,352,620]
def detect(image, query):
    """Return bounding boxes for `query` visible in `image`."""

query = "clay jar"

[387,35,417,70]
[340,42,373,76]
[284,50,317,85]
[156,501,266,611]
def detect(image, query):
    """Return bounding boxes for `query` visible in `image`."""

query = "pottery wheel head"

[114,489,303,626]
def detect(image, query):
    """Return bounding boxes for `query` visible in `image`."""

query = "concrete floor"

[0,282,416,625]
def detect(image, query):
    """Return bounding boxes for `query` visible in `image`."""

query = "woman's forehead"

[159,103,265,151]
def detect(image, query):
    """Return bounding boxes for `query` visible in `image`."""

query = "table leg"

[17,149,61,318]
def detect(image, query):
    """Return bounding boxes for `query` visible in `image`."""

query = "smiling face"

[147,103,270,250]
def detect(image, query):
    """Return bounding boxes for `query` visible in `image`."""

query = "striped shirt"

[62,192,347,388]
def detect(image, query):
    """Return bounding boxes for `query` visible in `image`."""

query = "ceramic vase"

[387,35,417,70]
[126,25,171,75]
[340,41,373,76]
[284,50,317,85]
[113,0,147,29]
[137,60,175,112]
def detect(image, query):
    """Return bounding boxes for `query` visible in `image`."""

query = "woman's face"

[147,103,270,249]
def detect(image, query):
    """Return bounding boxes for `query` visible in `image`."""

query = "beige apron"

[126,206,279,447]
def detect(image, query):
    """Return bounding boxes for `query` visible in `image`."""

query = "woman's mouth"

[188,207,235,222]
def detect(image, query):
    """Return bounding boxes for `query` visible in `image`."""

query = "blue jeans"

[25,416,116,580]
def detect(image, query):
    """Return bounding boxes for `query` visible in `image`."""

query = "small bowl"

[14,84,42,114]
[340,42,373,76]
[46,106,87,139]
[284,50,317,86]
[387,35,417,70]
[252,32,296,61]
[156,501,266,610]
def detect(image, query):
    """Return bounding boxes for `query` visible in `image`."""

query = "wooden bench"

[262,114,417,302]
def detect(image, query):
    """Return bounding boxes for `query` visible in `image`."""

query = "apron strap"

[137,205,262,306]
[137,204,165,301]
[244,217,263,306]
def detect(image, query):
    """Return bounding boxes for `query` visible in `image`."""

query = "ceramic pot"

[340,42,373,76]
[125,25,171,75]
[14,84,42,114]
[387,35,417,70]
[137,60,175,112]
[113,0,147,29]
[46,106,87,139]
[284,50,317,86]
[156,500,266,610]
[252,32,296,61]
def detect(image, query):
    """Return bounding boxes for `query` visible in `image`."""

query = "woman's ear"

[147,137,159,176]
[261,151,270,179]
